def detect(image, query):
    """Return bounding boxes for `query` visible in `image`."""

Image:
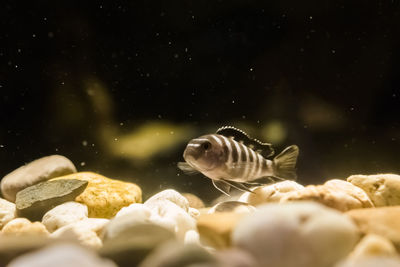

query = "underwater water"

[2,2,400,267]
[2,1,400,202]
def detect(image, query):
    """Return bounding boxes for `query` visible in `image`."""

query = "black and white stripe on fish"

[178,126,299,196]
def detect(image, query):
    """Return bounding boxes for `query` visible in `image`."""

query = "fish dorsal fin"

[216,126,275,158]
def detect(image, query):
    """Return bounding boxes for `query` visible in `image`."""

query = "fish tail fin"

[273,145,299,180]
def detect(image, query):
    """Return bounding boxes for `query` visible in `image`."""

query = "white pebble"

[51,218,109,249]
[7,243,117,267]
[42,201,88,232]
[232,202,359,267]
[144,189,189,212]
[0,198,16,229]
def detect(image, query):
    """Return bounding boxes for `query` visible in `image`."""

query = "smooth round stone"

[182,193,205,209]
[144,189,189,212]
[1,155,77,202]
[100,223,175,267]
[42,201,88,232]
[0,198,16,229]
[144,199,196,241]
[232,202,359,267]
[349,234,397,259]
[51,218,109,249]
[346,206,400,250]
[0,235,53,266]
[2,218,49,236]
[139,241,217,267]
[335,257,400,267]
[281,179,373,212]
[215,248,258,267]
[197,212,246,249]
[208,201,256,214]
[7,243,117,267]
[238,180,304,206]
[16,179,88,221]
[347,174,400,207]
[51,172,142,218]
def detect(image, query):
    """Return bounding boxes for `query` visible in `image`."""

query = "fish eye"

[202,141,211,151]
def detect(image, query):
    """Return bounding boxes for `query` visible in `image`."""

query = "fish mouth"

[183,146,200,161]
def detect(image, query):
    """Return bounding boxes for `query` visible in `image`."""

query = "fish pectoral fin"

[247,176,277,185]
[177,162,199,175]
[212,180,231,196]
[222,179,255,194]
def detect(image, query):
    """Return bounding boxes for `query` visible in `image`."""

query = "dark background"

[1,1,400,202]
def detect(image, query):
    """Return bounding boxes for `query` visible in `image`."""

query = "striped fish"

[178,126,299,195]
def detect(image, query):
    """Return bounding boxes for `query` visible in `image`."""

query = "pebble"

[103,206,153,241]
[232,202,359,267]
[2,218,49,236]
[182,193,205,209]
[138,241,217,267]
[7,243,117,267]
[208,201,256,214]
[144,189,189,212]
[335,257,400,267]
[51,172,142,218]
[238,180,304,206]
[0,235,53,266]
[143,189,197,240]
[15,179,88,221]
[349,234,397,259]
[197,212,246,249]
[144,199,196,240]
[51,218,109,249]
[346,206,400,249]
[100,223,175,267]
[215,248,258,267]
[1,155,77,202]
[0,198,16,229]
[347,174,400,207]
[42,201,88,232]
[281,179,373,211]
[335,235,400,267]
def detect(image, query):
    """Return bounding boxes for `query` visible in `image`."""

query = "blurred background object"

[1,1,399,202]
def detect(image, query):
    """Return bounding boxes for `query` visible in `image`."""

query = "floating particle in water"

[119,122,124,126]
[80,162,86,166]
[0,145,4,148]
[82,140,88,146]
[114,138,118,141]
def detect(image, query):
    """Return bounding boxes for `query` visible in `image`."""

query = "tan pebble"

[208,201,255,214]
[347,174,400,207]
[197,212,246,249]
[182,193,205,209]
[281,179,373,212]
[238,180,304,206]
[2,218,49,236]
[324,179,373,208]
[349,234,397,259]
[346,206,400,250]
[51,172,142,218]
